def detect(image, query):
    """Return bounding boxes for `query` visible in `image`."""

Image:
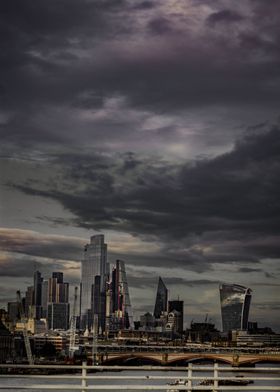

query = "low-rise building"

[15,318,47,334]
[0,320,13,363]
[232,330,280,347]
[33,333,67,353]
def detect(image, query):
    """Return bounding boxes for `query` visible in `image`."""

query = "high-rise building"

[168,300,184,333]
[110,259,133,330]
[41,280,48,318]
[80,234,107,329]
[47,303,70,330]
[219,284,252,333]
[48,272,69,304]
[153,277,168,319]
[25,286,34,318]
[47,272,70,330]
[7,302,19,324]
[33,271,43,319]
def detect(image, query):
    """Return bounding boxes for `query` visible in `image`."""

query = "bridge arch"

[167,355,231,365]
[240,357,280,365]
[102,354,163,366]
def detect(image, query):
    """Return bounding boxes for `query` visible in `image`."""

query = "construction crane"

[69,286,79,359]
[16,290,34,365]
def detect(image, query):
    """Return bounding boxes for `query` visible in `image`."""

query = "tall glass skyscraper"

[80,234,107,329]
[219,284,252,332]
[153,277,168,319]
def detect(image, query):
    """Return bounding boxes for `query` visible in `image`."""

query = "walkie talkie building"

[219,284,252,332]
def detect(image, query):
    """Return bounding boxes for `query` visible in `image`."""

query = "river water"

[0,364,279,391]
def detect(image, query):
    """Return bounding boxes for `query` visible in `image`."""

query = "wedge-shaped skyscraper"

[153,277,168,319]
[220,283,252,333]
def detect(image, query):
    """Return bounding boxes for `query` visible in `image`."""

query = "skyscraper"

[219,284,252,333]
[25,286,34,318]
[110,259,133,330]
[80,234,107,329]
[48,272,69,304]
[168,300,184,334]
[153,277,168,319]
[47,272,70,330]
[41,280,48,318]
[33,271,43,319]
[47,303,70,330]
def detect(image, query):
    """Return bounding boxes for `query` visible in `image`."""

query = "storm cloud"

[7,125,280,266]
[0,0,279,329]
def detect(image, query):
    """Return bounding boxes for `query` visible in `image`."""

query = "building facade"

[0,320,13,363]
[47,303,70,330]
[110,259,133,331]
[168,300,184,334]
[33,271,43,319]
[220,284,252,333]
[80,234,108,329]
[47,272,70,330]
[153,277,168,319]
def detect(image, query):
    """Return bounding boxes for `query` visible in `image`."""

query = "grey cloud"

[147,17,174,35]
[7,125,280,271]
[206,9,245,25]
[253,302,280,311]
[132,1,156,10]
[1,0,279,139]
[0,228,84,261]
[1,0,279,330]
[0,256,46,278]
[128,275,220,289]
[238,267,261,273]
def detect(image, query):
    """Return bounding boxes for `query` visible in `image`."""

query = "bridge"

[1,363,280,391]
[96,346,280,366]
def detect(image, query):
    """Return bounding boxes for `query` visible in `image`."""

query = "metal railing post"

[213,362,218,392]
[188,362,192,392]
[81,361,87,392]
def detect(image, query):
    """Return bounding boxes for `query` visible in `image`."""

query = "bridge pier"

[232,353,240,367]
[162,353,168,365]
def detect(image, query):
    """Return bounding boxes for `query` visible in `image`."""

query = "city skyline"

[0,234,276,333]
[0,0,280,332]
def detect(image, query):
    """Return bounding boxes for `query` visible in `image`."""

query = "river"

[0,363,279,391]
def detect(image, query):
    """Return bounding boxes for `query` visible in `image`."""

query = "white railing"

[0,363,279,390]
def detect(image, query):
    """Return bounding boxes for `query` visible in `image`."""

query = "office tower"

[90,275,106,332]
[48,272,69,304]
[153,277,168,319]
[52,272,63,283]
[47,303,70,330]
[41,280,48,318]
[168,300,184,333]
[25,286,34,318]
[110,259,133,330]
[7,302,19,324]
[47,272,70,330]
[220,284,252,333]
[33,271,43,319]
[80,234,107,329]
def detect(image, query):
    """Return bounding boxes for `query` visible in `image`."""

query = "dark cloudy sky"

[1,0,280,331]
